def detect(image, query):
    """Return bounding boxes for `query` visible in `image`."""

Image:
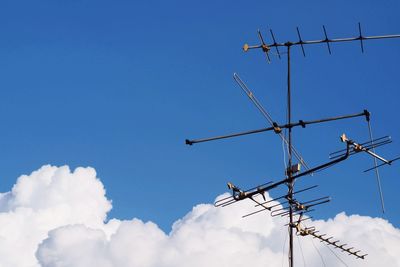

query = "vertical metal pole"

[287,44,294,267]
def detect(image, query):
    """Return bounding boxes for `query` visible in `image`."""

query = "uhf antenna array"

[185,23,400,267]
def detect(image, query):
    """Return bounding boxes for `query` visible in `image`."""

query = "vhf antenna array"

[185,23,400,267]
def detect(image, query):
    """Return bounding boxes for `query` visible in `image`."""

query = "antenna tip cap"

[340,134,348,143]
[227,182,234,189]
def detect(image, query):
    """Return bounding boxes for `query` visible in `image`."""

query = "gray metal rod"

[268,34,400,47]
[185,110,366,145]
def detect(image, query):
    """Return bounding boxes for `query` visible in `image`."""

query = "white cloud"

[0,165,398,267]
[0,165,116,267]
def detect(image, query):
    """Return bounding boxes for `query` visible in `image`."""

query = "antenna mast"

[186,23,400,266]
[286,43,295,267]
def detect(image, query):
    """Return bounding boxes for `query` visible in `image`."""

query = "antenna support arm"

[185,110,368,145]
[292,141,351,180]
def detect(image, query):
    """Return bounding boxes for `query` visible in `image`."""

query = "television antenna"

[185,23,400,266]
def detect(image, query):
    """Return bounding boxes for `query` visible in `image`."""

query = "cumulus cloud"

[0,165,398,267]
[0,165,119,267]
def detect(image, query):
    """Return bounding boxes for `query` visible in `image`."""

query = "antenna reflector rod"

[257,29,271,62]
[358,22,365,53]
[322,25,332,54]
[296,27,306,57]
[270,29,281,59]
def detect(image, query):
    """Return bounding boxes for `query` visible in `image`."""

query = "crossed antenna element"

[187,73,310,171]
[244,23,400,59]
[186,23,400,267]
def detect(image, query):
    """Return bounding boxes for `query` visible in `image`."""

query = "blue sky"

[0,0,399,232]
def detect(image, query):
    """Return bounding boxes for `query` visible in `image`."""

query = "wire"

[270,51,288,57]
[285,128,290,161]
[310,238,327,267]
[282,137,288,170]
[367,119,386,213]
[281,105,288,171]
[324,243,349,267]
[313,160,341,173]
[296,234,307,267]
[281,223,289,267]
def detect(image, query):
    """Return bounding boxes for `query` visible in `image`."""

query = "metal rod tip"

[185,139,193,145]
